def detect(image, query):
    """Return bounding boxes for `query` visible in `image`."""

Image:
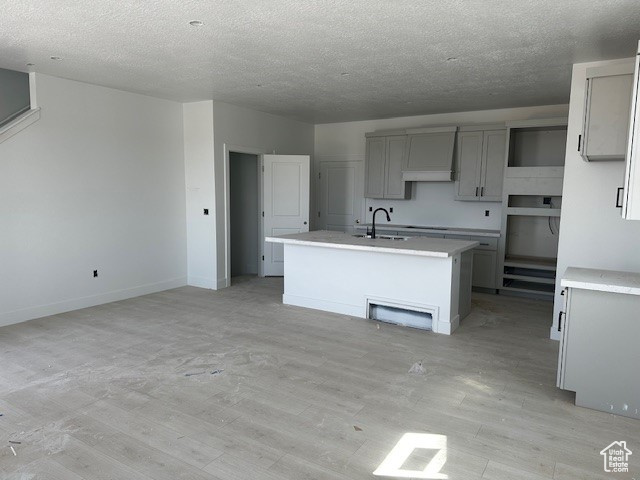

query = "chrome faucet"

[371,208,391,239]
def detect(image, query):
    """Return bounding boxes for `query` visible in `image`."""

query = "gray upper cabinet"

[622,41,640,221]
[456,131,483,199]
[580,63,634,161]
[364,133,411,199]
[364,136,385,198]
[455,125,506,201]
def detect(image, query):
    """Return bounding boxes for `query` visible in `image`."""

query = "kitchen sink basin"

[352,234,409,241]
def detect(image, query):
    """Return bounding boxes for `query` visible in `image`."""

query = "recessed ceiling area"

[1,0,640,123]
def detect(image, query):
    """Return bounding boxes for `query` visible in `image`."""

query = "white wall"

[314,105,569,229]
[211,101,315,287]
[183,101,215,288]
[551,57,640,339]
[0,74,187,327]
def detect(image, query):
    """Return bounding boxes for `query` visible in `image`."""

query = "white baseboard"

[283,294,363,318]
[435,314,459,335]
[0,277,187,328]
[187,275,215,289]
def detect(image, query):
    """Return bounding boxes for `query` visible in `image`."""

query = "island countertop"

[266,230,479,258]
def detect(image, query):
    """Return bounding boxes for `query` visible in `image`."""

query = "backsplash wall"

[364,183,502,229]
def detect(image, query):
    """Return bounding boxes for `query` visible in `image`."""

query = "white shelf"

[506,207,561,217]
[503,255,557,272]
[503,273,556,285]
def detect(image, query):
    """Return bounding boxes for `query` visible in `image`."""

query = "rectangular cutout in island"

[265,231,478,335]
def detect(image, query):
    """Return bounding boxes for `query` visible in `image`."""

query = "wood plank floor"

[0,277,638,479]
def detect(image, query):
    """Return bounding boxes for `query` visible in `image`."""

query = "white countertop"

[354,223,500,238]
[561,267,640,296]
[266,230,479,258]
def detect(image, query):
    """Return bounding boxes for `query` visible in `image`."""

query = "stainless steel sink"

[352,234,409,241]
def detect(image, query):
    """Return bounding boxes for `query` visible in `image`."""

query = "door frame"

[223,143,267,287]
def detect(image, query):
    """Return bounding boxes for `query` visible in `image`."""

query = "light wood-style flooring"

[1,277,638,479]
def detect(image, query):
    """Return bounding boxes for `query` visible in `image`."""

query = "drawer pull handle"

[616,187,624,208]
[480,242,489,246]
[558,311,564,332]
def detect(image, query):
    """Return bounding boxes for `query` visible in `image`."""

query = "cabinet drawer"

[414,232,445,239]
[471,237,498,251]
[444,234,471,241]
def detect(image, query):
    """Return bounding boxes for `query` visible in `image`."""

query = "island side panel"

[281,243,459,334]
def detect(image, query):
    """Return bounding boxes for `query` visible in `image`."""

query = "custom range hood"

[401,126,458,181]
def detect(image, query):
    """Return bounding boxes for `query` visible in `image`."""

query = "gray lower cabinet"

[455,126,506,201]
[364,134,411,199]
[472,250,497,289]
[557,285,640,419]
[580,62,634,161]
[445,234,498,289]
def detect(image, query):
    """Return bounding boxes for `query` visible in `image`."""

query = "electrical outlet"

[203,208,209,215]
[543,197,551,205]
[93,270,98,278]
[389,207,393,213]
[485,210,490,217]
[369,206,373,212]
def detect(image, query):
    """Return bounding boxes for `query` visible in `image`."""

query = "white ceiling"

[1,0,640,124]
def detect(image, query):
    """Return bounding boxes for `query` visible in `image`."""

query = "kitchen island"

[265,231,478,335]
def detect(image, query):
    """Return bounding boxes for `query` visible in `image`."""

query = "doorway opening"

[229,151,261,285]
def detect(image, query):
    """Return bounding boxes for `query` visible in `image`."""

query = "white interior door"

[263,154,310,276]
[318,160,364,233]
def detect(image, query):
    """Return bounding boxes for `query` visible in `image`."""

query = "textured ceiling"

[1,0,640,123]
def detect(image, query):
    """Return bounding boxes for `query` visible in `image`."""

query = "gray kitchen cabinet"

[557,267,640,419]
[364,136,385,198]
[364,133,411,199]
[455,125,506,201]
[445,233,498,289]
[622,41,640,220]
[456,131,483,198]
[472,250,497,289]
[580,62,634,161]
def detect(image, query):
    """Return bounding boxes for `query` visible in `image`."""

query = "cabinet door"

[455,131,483,200]
[582,74,633,161]
[623,42,640,220]
[480,130,506,200]
[364,137,386,198]
[384,136,410,199]
[472,250,497,289]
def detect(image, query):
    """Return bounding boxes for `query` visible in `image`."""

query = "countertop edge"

[561,267,640,296]
[354,224,501,238]
[266,236,478,258]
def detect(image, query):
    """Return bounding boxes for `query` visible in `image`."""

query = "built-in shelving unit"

[498,118,568,298]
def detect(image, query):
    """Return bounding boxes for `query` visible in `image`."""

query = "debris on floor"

[10,445,17,456]
[408,361,426,375]
[354,425,363,431]
[210,369,224,375]
[8,441,21,444]
[184,371,205,377]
